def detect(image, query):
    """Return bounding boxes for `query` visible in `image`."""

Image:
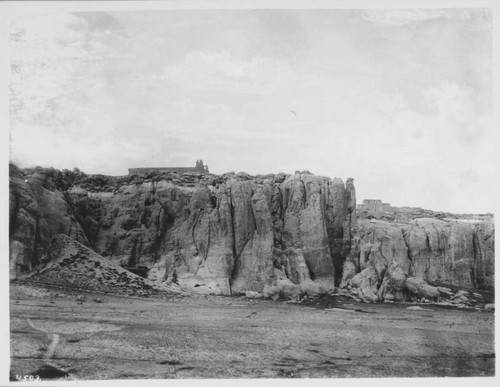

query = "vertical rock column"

[230,180,275,293]
[281,173,337,287]
[327,177,356,286]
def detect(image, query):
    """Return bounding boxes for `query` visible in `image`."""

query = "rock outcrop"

[342,214,494,302]
[9,165,89,280]
[9,164,494,300]
[9,165,356,297]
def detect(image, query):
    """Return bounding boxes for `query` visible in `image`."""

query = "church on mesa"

[356,199,395,214]
[128,160,209,176]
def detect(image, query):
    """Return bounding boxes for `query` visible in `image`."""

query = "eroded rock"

[10,166,356,298]
[342,215,494,302]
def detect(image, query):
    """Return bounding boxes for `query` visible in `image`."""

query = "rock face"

[9,165,89,280]
[342,215,495,302]
[9,164,494,299]
[9,166,356,296]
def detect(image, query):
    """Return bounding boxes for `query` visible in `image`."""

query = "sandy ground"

[9,283,495,380]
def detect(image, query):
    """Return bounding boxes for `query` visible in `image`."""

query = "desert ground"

[10,283,494,380]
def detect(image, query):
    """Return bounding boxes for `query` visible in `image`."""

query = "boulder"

[245,291,262,299]
[405,277,439,300]
[349,264,380,302]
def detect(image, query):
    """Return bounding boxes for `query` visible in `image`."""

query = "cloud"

[10,12,88,56]
[162,51,295,94]
[423,81,485,143]
[361,9,479,27]
[9,11,124,172]
[9,13,98,124]
[10,122,107,171]
[423,81,474,121]
[7,9,494,213]
[361,9,447,26]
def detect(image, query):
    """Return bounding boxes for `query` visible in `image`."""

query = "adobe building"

[357,199,395,214]
[128,160,209,176]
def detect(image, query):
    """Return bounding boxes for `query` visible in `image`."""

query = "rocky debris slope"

[10,165,356,297]
[299,286,493,310]
[341,212,494,303]
[24,234,180,297]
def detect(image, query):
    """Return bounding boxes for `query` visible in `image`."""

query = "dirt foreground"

[9,283,495,380]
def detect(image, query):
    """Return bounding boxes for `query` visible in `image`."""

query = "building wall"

[359,199,394,214]
[362,199,383,212]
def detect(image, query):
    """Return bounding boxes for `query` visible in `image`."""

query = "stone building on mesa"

[128,160,209,176]
[357,199,394,214]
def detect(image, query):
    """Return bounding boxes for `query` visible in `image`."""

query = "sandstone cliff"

[9,165,356,297]
[341,211,494,302]
[9,164,494,300]
[9,164,89,278]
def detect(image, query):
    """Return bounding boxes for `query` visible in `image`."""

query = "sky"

[5,3,498,213]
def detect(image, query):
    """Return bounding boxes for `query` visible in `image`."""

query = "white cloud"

[9,13,90,124]
[9,11,122,172]
[10,13,88,58]
[423,81,475,122]
[162,51,295,94]
[423,81,486,143]
[7,9,494,213]
[361,9,473,27]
